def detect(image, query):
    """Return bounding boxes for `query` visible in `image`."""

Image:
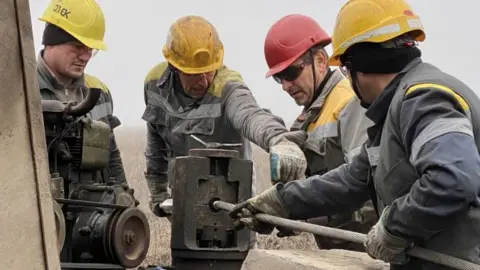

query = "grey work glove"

[229,184,290,235]
[269,132,308,184]
[363,206,413,264]
[146,176,171,217]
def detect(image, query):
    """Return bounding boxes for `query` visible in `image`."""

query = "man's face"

[340,66,376,104]
[273,52,327,106]
[48,41,94,79]
[178,70,216,99]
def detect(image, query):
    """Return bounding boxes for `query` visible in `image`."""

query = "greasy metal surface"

[62,184,148,269]
[51,173,65,204]
[60,262,124,269]
[112,207,151,268]
[190,134,243,149]
[170,149,253,269]
[53,199,67,251]
[173,258,244,270]
[0,0,61,269]
[56,198,130,209]
[188,148,241,159]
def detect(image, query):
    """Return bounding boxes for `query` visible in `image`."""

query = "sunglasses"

[272,62,307,84]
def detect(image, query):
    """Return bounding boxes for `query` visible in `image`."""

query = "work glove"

[146,177,171,217]
[363,206,413,264]
[149,193,171,217]
[229,184,290,235]
[269,132,308,184]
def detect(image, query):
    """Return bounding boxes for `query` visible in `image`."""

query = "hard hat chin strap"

[309,48,317,101]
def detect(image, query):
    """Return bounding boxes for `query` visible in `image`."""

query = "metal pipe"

[60,262,124,269]
[213,200,480,270]
[55,198,129,210]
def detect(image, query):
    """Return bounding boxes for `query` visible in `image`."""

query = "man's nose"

[282,80,293,92]
[78,51,92,61]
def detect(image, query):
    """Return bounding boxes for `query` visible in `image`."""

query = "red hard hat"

[264,14,331,78]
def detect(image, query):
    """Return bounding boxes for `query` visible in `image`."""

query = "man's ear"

[314,49,328,70]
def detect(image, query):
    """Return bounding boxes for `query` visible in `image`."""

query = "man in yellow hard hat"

[37,0,139,259]
[141,15,307,219]
[262,13,376,251]
[229,0,480,269]
[37,0,127,184]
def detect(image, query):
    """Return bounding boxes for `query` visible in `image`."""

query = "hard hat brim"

[327,56,341,66]
[265,49,306,78]
[39,17,107,51]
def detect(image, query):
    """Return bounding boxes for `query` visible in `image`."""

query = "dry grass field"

[115,127,317,267]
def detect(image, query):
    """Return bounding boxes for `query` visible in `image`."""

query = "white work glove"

[229,184,291,236]
[269,131,308,184]
[364,206,413,264]
[146,177,171,218]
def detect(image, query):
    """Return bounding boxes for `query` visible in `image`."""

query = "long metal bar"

[55,198,129,210]
[60,262,124,269]
[213,200,480,270]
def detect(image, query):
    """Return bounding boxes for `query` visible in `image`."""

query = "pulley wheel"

[111,207,150,268]
[52,200,66,252]
[104,209,122,263]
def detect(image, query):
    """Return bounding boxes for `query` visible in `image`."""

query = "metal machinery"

[42,89,151,270]
[141,136,254,270]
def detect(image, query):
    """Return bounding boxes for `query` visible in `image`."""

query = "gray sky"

[28,0,480,128]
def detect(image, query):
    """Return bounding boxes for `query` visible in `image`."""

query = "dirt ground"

[115,127,317,267]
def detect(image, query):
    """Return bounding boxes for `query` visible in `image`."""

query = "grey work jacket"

[142,62,288,197]
[279,58,480,269]
[37,51,126,184]
[291,69,372,176]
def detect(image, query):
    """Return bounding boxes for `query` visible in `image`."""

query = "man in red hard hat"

[263,14,376,251]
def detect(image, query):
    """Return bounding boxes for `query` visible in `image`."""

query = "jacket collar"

[308,68,344,110]
[365,57,423,124]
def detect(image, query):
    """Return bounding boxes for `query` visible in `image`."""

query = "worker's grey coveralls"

[290,68,376,251]
[37,50,127,184]
[278,57,480,269]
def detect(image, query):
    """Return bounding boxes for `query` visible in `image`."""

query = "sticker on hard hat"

[53,4,71,19]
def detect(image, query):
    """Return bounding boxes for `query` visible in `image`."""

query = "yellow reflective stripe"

[307,79,355,132]
[145,61,168,84]
[88,102,113,121]
[207,65,244,98]
[406,83,469,112]
[409,117,473,165]
[309,121,338,139]
[84,74,109,93]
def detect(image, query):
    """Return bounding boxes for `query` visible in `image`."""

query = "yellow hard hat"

[162,15,224,74]
[39,0,107,51]
[327,0,426,66]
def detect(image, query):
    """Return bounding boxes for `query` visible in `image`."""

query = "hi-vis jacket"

[290,69,372,176]
[141,62,288,197]
[36,51,126,184]
[278,58,480,269]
